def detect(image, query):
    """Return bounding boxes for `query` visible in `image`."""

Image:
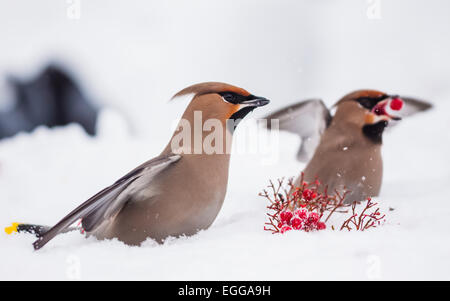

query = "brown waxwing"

[265,90,431,203]
[28,82,269,250]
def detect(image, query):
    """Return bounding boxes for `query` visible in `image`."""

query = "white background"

[0,0,449,280]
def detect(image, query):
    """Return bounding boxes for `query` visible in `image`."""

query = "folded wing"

[33,153,181,250]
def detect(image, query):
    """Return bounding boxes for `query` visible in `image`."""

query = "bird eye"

[222,93,237,104]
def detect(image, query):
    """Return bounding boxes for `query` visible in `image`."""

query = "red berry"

[280,225,293,234]
[291,217,303,230]
[307,212,319,224]
[390,98,403,111]
[317,222,326,230]
[302,189,314,201]
[280,211,293,224]
[295,208,308,220]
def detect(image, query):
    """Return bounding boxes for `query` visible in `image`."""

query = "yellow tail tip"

[4,222,21,235]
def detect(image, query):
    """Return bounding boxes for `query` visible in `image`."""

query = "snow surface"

[1,101,449,281]
[1,0,450,280]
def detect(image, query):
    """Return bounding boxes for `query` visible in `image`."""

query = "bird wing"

[33,153,181,250]
[264,99,331,162]
[397,97,433,117]
[387,97,433,128]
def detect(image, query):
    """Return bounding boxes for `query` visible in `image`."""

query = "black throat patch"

[228,106,256,132]
[362,120,388,144]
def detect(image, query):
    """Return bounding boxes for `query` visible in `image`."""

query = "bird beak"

[228,95,270,129]
[240,95,270,107]
[370,95,403,122]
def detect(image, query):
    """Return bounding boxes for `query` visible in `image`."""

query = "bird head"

[333,90,404,143]
[172,82,270,128]
[166,82,270,155]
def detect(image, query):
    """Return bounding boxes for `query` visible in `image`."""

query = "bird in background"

[14,82,269,250]
[264,90,432,203]
[0,64,98,139]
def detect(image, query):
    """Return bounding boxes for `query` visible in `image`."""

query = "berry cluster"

[278,209,326,233]
[260,174,386,234]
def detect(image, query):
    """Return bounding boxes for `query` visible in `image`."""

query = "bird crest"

[171,82,250,100]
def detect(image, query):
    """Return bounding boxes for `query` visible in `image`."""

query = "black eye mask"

[355,95,389,110]
[219,92,254,104]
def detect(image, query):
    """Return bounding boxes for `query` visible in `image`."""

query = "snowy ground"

[1,98,449,280]
[1,0,450,280]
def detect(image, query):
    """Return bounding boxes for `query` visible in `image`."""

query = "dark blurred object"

[0,64,98,139]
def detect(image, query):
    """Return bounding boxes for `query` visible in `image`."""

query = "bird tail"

[4,222,79,238]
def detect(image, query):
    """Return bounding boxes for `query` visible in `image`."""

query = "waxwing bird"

[28,82,269,250]
[265,90,431,203]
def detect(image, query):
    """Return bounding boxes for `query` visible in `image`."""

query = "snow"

[1,101,449,281]
[1,0,450,280]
